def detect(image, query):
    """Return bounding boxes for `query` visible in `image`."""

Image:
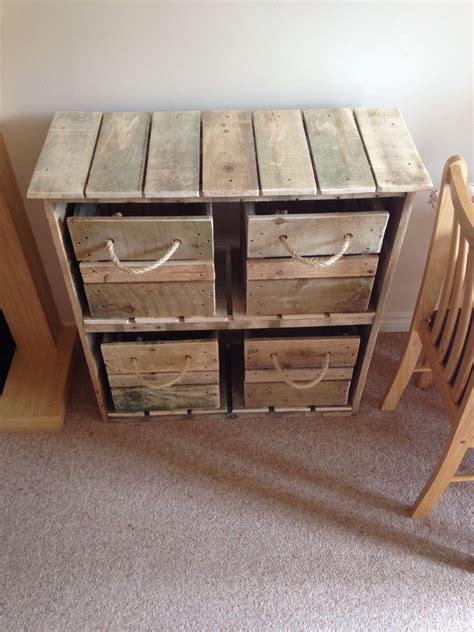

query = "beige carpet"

[1,333,472,631]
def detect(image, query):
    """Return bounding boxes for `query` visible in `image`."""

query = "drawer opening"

[103,330,218,345]
[245,325,361,339]
[67,201,211,219]
[246,198,384,216]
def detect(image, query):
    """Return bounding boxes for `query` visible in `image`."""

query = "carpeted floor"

[1,333,472,631]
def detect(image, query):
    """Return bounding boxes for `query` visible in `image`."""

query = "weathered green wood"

[28,111,102,199]
[85,281,215,319]
[86,112,151,198]
[247,277,374,315]
[80,260,215,283]
[304,108,375,194]
[145,111,200,198]
[354,108,432,192]
[244,380,350,407]
[68,215,213,261]
[112,384,220,412]
[253,110,316,195]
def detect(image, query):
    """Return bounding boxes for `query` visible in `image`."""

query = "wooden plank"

[102,338,218,374]
[85,281,215,319]
[245,367,354,383]
[80,260,215,283]
[86,112,150,198]
[246,254,378,280]
[202,111,259,197]
[28,111,102,199]
[145,111,200,198]
[68,215,213,261]
[303,108,375,194]
[247,277,374,315]
[244,381,350,408]
[108,370,219,388]
[246,211,389,257]
[112,384,220,413]
[354,108,432,192]
[245,336,360,369]
[253,110,316,195]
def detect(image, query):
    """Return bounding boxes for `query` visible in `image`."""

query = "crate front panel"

[68,207,213,262]
[111,384,220,412]
[84,281,216,319]
[247,277,374,315]
[103,334,220,412]
[102,337,219,374]
[245,204,389,258]
[244,333,359,408]
[244,381,350,407]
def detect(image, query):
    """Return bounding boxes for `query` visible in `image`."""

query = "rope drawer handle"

[279,233,353,267]
[130,355,192,390]
[105,238,181,274]
[271,352,330,390]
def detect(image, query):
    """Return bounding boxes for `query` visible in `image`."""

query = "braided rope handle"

[131,355,192,390]
[279,233,353,268]
[271,352,330,390]
[105,238,181,274]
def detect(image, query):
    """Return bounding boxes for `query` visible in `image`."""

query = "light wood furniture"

[0,134,76,431]
[382,156,473,517]
[28,108,431,421]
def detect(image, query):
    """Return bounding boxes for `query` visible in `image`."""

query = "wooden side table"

[0,135,76,431]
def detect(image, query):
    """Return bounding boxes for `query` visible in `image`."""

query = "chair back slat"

[430,216,459,343]
[436,235,468,363]
[444,249,473,382]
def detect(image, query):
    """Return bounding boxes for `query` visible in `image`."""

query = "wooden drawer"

[244,199,387,315]
[68,202,213,261]
[102,332,220,412]
[68,203,216,318]
[244,199,389,258]
[82,260,215,318]
[244,331,360,408]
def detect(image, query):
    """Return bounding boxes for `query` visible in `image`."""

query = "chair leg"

[381,330,423,411]
[411,431,467,518]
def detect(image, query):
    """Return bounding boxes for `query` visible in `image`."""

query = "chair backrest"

[415,156,473,410]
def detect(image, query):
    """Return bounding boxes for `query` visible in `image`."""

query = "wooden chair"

[381,156,473,518]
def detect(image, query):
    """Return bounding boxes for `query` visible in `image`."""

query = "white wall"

[1,1,472,326]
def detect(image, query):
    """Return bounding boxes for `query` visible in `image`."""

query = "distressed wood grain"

[304,108,375,194]
[28,111,102,199]
[202,111,259,197]
[145,111,200,198]
[354,108,432,192]
[253,110,316,195]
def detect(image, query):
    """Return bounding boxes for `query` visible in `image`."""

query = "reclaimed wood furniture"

[382,156,473,517]
[28,108,432,421]
[0,134,76,431]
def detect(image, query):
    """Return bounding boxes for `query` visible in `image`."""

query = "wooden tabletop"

[28,108,432,201]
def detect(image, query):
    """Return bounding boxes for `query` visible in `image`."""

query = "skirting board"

[380,311,412,332]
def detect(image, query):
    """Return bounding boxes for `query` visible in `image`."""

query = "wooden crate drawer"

[245,199,389,258]
[246,255,377,315]
[82,260,215,318]
[244,331,360,408]
[68,202,213,261]
[102,332,220,412]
